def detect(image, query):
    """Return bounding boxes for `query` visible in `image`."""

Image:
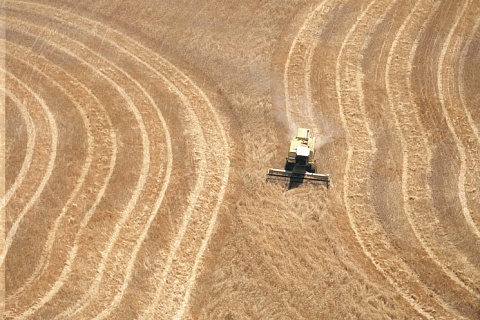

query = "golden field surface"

[2,0,480,318]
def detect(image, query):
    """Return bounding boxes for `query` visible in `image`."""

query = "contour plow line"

[386,0,480,302]
[5,3,226,318]
[440,0,480,239]
[0,71,58,268]
[4,42,116,306]
[4,16,157,319]
[1,89,35,209]
[336,0,461,318]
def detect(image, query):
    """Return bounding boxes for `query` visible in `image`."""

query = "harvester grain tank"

[267,128,330,187]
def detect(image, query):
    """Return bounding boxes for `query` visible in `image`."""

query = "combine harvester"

[267,128,330,188]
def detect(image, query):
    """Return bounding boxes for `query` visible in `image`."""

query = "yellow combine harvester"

[267,128,330,187]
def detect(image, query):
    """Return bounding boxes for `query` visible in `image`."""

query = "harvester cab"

[267,128,330,188]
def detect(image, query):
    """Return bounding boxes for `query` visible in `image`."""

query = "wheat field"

[2,0,480,319]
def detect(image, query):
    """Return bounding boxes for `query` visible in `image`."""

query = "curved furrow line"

[407,0,480,308]
[4,17,153,319]
[123,50,229,320]
[459,11,480,145]
[386,0,480,306]
[285,0,412,306]
[15,5,235,318]
[5,4,213,318]
[1,89,36,209]
[441,1,480,238]
[0,71,58,268]
[133,57,229,320]
[387,0,480,300]
[410,0,480,296]
[6,5,194,318]
[4,42,115,305]
[294,2,438,313]
[336,0,460,318]
[2,74,51,230]
[438,0,480,240]
[458,10,480,231]
[284,0,333,135]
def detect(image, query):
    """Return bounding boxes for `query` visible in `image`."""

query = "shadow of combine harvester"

[267,167,330,190]
[266,128,330,190]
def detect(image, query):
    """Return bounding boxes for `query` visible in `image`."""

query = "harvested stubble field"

[2,0,480,319]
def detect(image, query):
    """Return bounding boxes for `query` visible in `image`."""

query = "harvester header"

[267,128,330,188]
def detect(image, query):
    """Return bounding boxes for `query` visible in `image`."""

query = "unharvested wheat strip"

[1,90,35,208]
[386,0,480,301]
[4,20,152,320]
[336,0,458,318]
[4,43,115,304]
[442,2,480,237]
[438,0,480,240]
[7,4,213,315]
[0,71,58,267]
